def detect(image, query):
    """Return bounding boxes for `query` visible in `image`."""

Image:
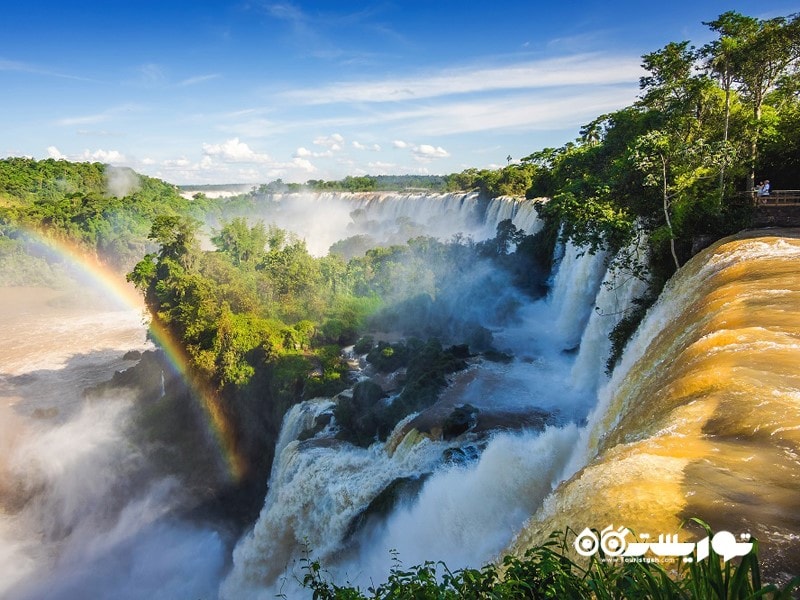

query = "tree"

[702,14,750,198]
[632,131,728,270]
[705,11,800,188]
[148,213,199,268]
[639,41,713,140]
[212,217,267,266]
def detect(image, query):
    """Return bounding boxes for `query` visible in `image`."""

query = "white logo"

[574,526,753,563]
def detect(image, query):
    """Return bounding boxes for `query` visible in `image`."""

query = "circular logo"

[574,528,599,557]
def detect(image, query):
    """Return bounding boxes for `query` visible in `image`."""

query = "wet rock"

[442,444,483,466]
[345,475,428,540]
[441,403,479,440]
[297,411,334,442]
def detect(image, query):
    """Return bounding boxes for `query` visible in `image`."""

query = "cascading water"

[568,230,650,395]
[213,191,543,255]
[4,192,560,599]
[221,230,620,597]
[509,231,800,585]
[9,190,795,598]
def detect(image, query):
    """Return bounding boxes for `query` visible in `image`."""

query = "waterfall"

[222,217,623,596]
[547,241,609,350]
[217,191,543,255]
[222,432,446,597]
[0,289,227,600]
[21,192,799,597]
[568,231,650,394]
[509,232,800,583]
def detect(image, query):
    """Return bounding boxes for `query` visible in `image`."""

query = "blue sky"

[1,1,796,184]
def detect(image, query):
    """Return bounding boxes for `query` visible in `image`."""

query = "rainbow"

[16,227,247,482]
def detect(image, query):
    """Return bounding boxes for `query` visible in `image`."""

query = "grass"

[290,521,800,599]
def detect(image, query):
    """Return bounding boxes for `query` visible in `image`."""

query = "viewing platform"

[746,190,800,206]
[745,190,800,228]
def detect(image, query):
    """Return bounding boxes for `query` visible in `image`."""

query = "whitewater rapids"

[509,230,800,585]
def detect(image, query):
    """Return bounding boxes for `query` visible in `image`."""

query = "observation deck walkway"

[745,190,800,227]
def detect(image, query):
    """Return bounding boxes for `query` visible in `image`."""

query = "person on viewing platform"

[759,180,771,197]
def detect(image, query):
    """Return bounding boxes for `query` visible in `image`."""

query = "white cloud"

[367,161,396,172]
[163,157,192,168]
[412,144,449,160]
[401,88,635,135]
[59,114,107,127]
[0,58,90,81]
[392,140,409,149]
[294,146,332,158]
[57,104,140,127]
[353,141,381,151]
[78,148,127,164]
[293,86,636,138]
[313,133,344,150]
[47,146,66,159]
[137,63,167,87]
[202,138,273,163]
[292,157,317,173]
[284,54,643,105]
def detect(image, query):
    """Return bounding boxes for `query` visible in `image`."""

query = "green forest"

[1,10,799,596]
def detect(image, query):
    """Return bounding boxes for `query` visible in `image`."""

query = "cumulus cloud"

[412,144,450,160]
[313,133,344,151]
[81,149,127,164]
[202,138,272,163]
[47,146,66,159]
[390,141,450,163]
[163,157,192,168]
[291,157,317,173]
[294,146,332,158]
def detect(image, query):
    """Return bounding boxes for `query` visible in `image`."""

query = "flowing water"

[509,230,800,584]
[211,191,543,255]
[3,192,798,597]
[220,199,640,597]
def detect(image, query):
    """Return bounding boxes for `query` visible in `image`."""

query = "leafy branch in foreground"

[291,524,800,599]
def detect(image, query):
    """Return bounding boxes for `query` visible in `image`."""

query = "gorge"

[2,191,798,598]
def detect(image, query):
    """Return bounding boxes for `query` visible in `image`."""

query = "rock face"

[84,349,170,403]
[345,475,428,540]
[441,404,479,439]
[752,205,800,228]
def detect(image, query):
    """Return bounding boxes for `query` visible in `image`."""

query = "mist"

[105,165,141,198]
[2,191,627,599]
[0,288,228,600]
